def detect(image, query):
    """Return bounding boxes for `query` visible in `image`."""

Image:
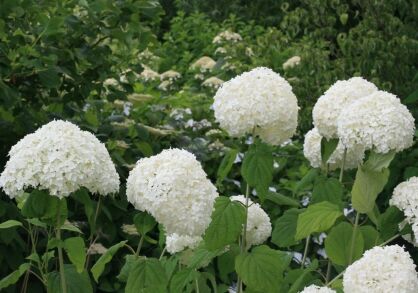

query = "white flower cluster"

[202,77,224,89]
[299,285,336,293]
[303,128,364,170]
[283,56,301,70]
[338,91,415,153]
[390,177,418,243]
[213,30,242,44]
[166,233,202,254]
[343,245,418,293]
[139,65,160,82]
[231,195,272,247]
[213,67,299,145]
[0,120,120,198]
[190,56,216,72]
[126,149,218,253]
[313,77,378,139]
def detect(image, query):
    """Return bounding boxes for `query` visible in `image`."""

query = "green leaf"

[272,209,303,247]
[39,67,61,88]
[64,237,86,273]
[47,264,92,293]
[216,148,238,186]
[311,176,343,206]
[133,212,157,236]
[266,192,300,207]
[61,222,83,234]
[286,260,318,293]
[72,189,95,231]
[126,258,168,293]
[0,220,22,229]
[22,190,67,224]
[351,167,390,213]
[91,240,127,282]
[325,222,364,266]
[185,243,225,270]
[118,255,139,282]
[235,245,291,293]
[241,141,274,200]
[0,263,30,290]
[363,150,396,172]
[203,196,246,250]
[378,206,404,240]
[295,201,342,240]
[294,169,319,194]
[320,137,339,165]
[26,218,47,228]
[359,226,381,250]
[169,268,199,293]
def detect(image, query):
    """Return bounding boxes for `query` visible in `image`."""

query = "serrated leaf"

[325,222,364,266]
[0,220,22,229]
[91,240,127,282]
[203,197,246,250]
[47,264,92,293]
[64,237,86,273]
[294,169,319,194]
[126,258,168,293]
[235,245,291,293]
[216,148,238,186]
[311,176,343,206]
[363,150,396,172]
[295,201,342,240]
[169,268,199,293]
[359,225,382,250]
[272,209,303,247]
[378,206,404,240]
[62,222,83,234]
[351,167,389,213]
[0,263,30,290]
[133,212,157,236]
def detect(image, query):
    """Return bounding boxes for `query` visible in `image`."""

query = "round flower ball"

[0,120,120,198]
[212,67,299,145]
[303,128,364,170]
[343,245,418,293]
[338,91,415,154]
[126,148,218,237]
[166,233,202,254]
[300,285,336,293]
[312,77,378,139]
[231,195,272,247]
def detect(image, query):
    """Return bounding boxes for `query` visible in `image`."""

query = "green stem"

[339,148,347,183]
[159,247,167,260]
[349,212,360,265]
[135,235,144,256]
[380,234,400,246]
[195,276,200,293]
[301,235,311,268]
[237,182,251,293]
[325,260,332,283]
[56,202,67,293]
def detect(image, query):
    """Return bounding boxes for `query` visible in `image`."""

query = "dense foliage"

[0,0,417,292]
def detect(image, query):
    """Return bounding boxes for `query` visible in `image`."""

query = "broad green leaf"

[217,244,240,283]
[241,141,274,200]
[325,222,364,266]
[351,167,390,213]
[311,176,343,206]
[117,255,137,282]
[235,245,291,293]
[47,264,92,293]
[22,190,67,224]
[272,209,303,247]
[266,192,300,207]
[169,268,199,293]
[0,263,30,290]
[363,150,396,172]
[26,218,47,228]
[61,222,83,234]
[378,206,404,240]
[0,220,22,229]
[39,68,61,88]
[184,244,225,269]
[126,258,168,293]
[359,226,381,250]
[72,189,95,231]
[320,137,339,165]
[133,212,157,236]
[295,201,342,240]
[64,237,86,273]
[216,148,238,186]
[91,240,127,282]
[286,260,319,293]
[294,169,319,194]
[203,196,246,250]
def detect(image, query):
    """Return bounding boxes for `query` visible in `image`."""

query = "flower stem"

[349,212,360,265]
[301,235,311,268]
[237,182,251,293]
[56,201,67,293]
[195,276,200,293]
[159,247,167,260]
[339,148,347,183]
[135,235,144,256]
[325,260,332,283]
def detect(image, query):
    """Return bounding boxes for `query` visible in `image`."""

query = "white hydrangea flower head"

[202,77,224,89]
[338,91,415,153]
[390,177,418,241]
[303,128,364,170]
[0,120,119,198]
[283,56,301,70]
[166,233,202,254]
[213,67,299,145]
[160,70,181,81]
[190,56,216,72]
[299,285,336,293]
[126,149,218,237]
[230,195,272,247]
[343,245,418,293]
[313,77,378,139]
[213,30,242,44]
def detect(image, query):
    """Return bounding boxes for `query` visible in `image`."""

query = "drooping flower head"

[303,128,364,170]
[126,149,218,241]
[338,91,415,154]
[390,177,418,243]
[300,285,336,293]
[190,56,216,72]
[230,195,272,247]
[343,245,418,293]
[213,67,299,145]
[313,77,378,139]
[0,120,120,198]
